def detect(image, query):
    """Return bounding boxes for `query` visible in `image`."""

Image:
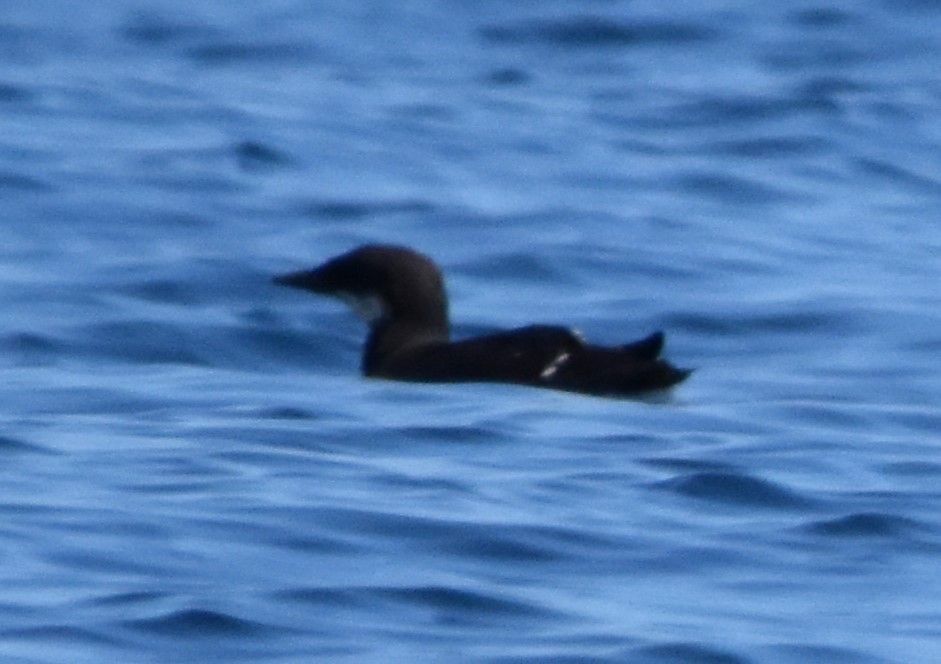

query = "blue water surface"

[2,1,941,662]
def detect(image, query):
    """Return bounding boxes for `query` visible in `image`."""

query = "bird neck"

[363,316,449,376]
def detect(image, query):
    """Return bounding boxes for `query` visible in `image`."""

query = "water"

[2,1,941,661]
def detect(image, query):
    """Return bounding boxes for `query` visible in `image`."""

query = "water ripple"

[0,435,55,455]
[233,140,296,173]
[804,512,927,538]
[0,82,33,103]
[373,585,565,623]
[121,12,219,46]
[124,609,272,637]
[0,171,52,191]
[187,41,319,65]
[658,472,816,510]
[633,642,752,664]
[479,16,716,48]
[299,197,436,220]
[673,171,801,205]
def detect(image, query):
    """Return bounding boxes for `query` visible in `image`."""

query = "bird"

[274,244,691,397]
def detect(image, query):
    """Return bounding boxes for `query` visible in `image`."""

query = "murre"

[274,244,691,397]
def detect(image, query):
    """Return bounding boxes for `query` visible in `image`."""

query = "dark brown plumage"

[275,245,691,397]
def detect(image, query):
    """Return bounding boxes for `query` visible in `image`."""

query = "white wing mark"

[539,351,571,380]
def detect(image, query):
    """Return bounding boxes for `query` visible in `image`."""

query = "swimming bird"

[274,244,691,397]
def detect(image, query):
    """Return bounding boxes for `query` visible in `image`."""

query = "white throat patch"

[339,292,386,324]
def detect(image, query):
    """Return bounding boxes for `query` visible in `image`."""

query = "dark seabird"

[274,244,691,397]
